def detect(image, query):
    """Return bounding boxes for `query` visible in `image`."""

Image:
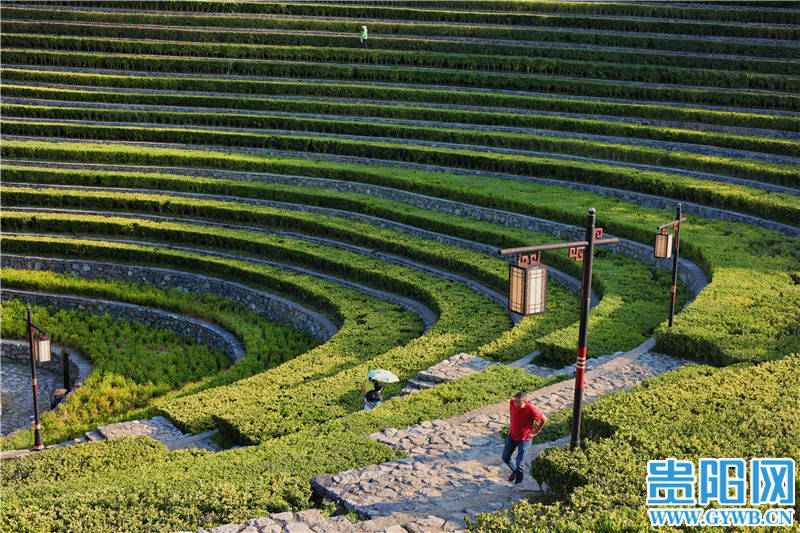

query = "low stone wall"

[1,289,246,363]
[3,255,338,343]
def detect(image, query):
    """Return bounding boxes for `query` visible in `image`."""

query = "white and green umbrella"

[367,369,399,383]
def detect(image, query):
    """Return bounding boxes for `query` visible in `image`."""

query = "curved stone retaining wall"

[3,255,338,343]
[1,288,246,363]
[1,339,91,390]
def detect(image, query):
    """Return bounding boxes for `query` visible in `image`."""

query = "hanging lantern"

[654,229,673,259]
[33,332,51,363]
[508,257,547,315]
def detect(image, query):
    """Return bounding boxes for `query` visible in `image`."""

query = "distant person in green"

[360,25,369,48]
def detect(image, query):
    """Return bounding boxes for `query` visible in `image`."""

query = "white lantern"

[654,231,673,259]
[33,335,51,363]
[508,261,547,315]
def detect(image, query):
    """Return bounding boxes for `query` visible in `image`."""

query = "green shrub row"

[336,0,800,23]
[6,52,798,110]
[5,121,798,220]
[1,267,318,392]
[6,69,797,117]
[1,186,511,293]
[50,1,800,39]
[7,140,799,365]
[6,85,799,154]
[26,0,800,23]
[4,7,797,58]
[3,166,694,363]
[0,364,558,532]
[5,181,689,365]
[8,36,796,92]
[1,165,584,364]
[3,194,590,366]
[470,356,800,532]
[0,298,228,449]
[0,233,436,435]
[6,102,798,194]
[6,22,797,76]
[1,227,512,442]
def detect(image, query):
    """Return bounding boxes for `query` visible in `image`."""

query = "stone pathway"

[1,340,93,436]
[0,415,220,460]
[310,339,691,531]
[401,349,637,395]
[178,340,690,533]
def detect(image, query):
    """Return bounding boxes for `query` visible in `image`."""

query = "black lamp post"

[26,305,50,451]
[654,204,686,327]
[500,208,619,450]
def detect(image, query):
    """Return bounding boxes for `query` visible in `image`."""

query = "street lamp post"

[26,305,50,451]
[499,208,619,451]
[654,204,686,327]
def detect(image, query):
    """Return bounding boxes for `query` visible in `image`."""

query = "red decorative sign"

[517,253,540,265]
[569,247,584,262]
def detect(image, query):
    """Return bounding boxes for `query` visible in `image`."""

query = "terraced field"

[1,1,798,532]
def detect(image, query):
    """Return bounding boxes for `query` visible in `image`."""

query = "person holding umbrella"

[361,369,398,411]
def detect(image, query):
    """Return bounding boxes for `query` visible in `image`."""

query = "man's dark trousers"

[502,435,532,484]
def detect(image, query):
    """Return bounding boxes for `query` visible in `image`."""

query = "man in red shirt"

[502,391,547,485]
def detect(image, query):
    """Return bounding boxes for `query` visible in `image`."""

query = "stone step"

[85,430,103,442]
[405,378,436,391]
[163,430,220,452]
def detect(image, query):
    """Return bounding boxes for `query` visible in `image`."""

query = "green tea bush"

[8,33,799,83]
[6,86,797,156]
[3,183,687,365]
[6,69,798,125]
[4,141,798,366]
[7,51,798,109]
[7,104,799,193]
[5,121,798,205]
[0,230,514,439]
[7,22,800,75]
[51,1,800,39]
[4,7,798,57]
